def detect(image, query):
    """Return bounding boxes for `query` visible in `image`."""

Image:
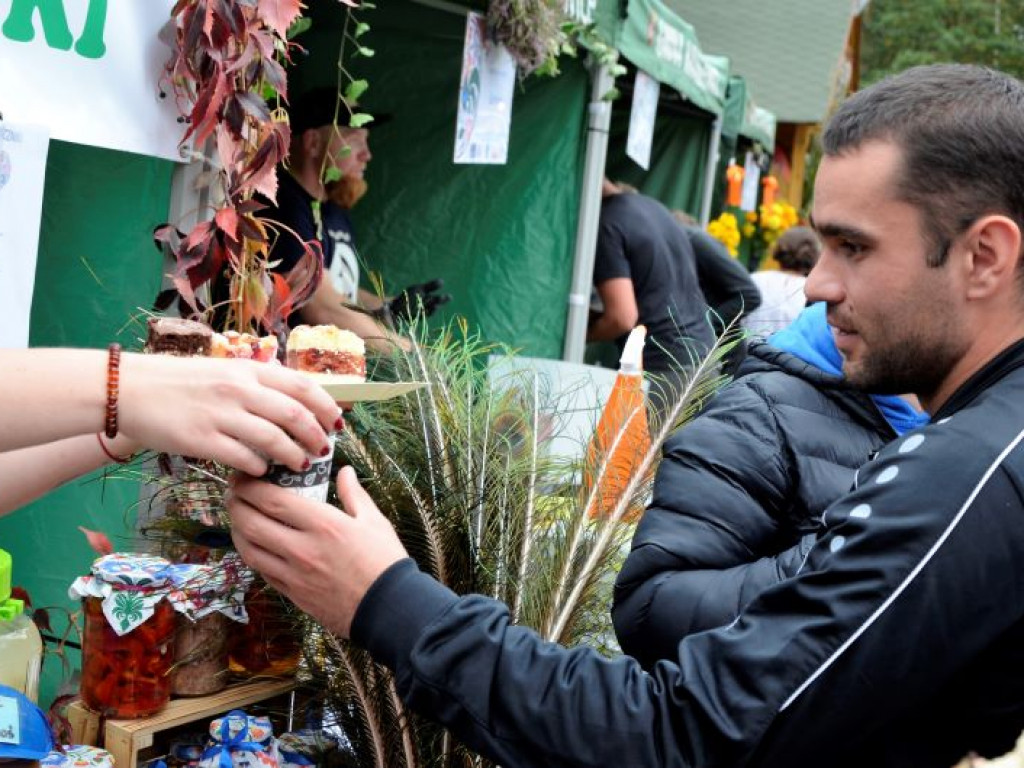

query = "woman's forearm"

[0,348,108,452]
[0,432,137,516]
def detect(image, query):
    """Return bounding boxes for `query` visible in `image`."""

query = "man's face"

[805,140,971,400]
[326,127,372,180]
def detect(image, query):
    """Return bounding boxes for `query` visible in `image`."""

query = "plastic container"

[0,548,43,701]
[70,554,176,718]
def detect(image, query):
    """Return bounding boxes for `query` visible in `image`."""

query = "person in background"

[612,301,927,668]
[0,347,339,516]
[260,88,448,349]
[672,210,762,333]
[588,180,715,420]
[228,64,1024,768]
[742,225,821,336]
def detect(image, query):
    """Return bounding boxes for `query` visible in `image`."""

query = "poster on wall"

[454,12,517,165]
[0,0,182,161]
[0,122,49,347]
[626,69,660,170]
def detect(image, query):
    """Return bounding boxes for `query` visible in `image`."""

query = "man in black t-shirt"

[589,180,715,411]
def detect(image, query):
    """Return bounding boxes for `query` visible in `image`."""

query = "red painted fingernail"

[334,415,345,431]
[319,444,331,457]
[301,458,311,471]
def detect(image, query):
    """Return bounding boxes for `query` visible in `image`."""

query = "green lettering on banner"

[74,0,107,58]
[2,0,108,59]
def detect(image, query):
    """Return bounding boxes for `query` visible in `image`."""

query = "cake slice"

[286,325,366,381]
[144,317,213,357]
[211,330,279,363]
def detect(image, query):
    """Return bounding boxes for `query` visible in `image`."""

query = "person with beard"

[228,65,1024,768]
[260,88,448,350]
[611,301,927,668]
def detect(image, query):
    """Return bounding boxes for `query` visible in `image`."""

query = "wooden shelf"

[68,679,296,768]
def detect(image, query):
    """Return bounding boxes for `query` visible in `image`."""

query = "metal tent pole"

[562,58,614,363]
[698,114,723,227]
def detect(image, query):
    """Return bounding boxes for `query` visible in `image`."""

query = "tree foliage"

[862,0,1024,85]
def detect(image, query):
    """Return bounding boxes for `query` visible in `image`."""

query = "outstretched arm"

[0,348,342,514]
[228,418,1021,768]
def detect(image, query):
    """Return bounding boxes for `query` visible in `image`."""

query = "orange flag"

[584,327,652,521]
[762,174,779,207]
[726,161,745,207]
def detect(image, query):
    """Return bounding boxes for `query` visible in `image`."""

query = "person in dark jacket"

[228,64,1024,768]
[672,209,762,333]
[612,301,927,668]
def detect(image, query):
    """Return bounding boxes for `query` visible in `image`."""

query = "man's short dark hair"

[821,64,1024,266]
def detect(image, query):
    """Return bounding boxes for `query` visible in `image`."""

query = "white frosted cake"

[286,325,366,381]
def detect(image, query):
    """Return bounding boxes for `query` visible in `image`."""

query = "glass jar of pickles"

[165,559,251,696]
[70,554,176,718]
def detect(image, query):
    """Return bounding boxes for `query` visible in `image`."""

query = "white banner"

[0,0,183,162]
[0,121,49,348]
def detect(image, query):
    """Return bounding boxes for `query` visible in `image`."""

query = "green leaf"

[356,46,375,58]
[601,86,621,102]
[344,79,369,103]
[323,166,343,184]
[349,112,374,128]
[287,17,312,39]
[354,21,370,38]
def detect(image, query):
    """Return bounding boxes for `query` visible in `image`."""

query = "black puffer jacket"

[612,339,896,668]
[353,340,1024,768]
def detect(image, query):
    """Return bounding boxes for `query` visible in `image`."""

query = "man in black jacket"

[228,64,1024,767]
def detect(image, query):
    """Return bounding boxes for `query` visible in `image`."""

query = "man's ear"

[963,214,1022,300]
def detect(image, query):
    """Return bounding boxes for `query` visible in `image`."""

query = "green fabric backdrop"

[0,140,172,704]
[605,109,712,217]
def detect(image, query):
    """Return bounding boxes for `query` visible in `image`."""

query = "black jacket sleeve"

[613,534,815,667]
[688,227,761,327]
[612,376,804,662]
[352,416,1024,768]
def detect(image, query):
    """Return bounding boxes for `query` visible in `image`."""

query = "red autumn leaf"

[257,0,304,40]
[32,607,53,635]
[78,526,114,556]
[267,271,294,326]
[10,586,31,606]
[215,206,240,242]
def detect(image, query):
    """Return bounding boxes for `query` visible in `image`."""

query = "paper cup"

[263,433,335,502]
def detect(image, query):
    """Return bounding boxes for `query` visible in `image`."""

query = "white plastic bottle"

[0,548,43,701]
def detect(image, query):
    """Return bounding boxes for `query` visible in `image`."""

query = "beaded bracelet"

[104,342,122,439]
[95,432,132,465]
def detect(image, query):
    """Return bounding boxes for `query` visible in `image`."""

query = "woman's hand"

[118,353,342,475]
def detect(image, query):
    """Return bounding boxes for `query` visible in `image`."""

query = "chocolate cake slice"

[144,317,213,357]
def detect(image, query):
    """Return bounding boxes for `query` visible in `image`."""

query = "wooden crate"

[68,679,296,768]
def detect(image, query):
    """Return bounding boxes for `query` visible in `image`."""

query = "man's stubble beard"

[844,315,969,402]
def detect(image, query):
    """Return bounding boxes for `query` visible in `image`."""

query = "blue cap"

[0,684,54,760]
